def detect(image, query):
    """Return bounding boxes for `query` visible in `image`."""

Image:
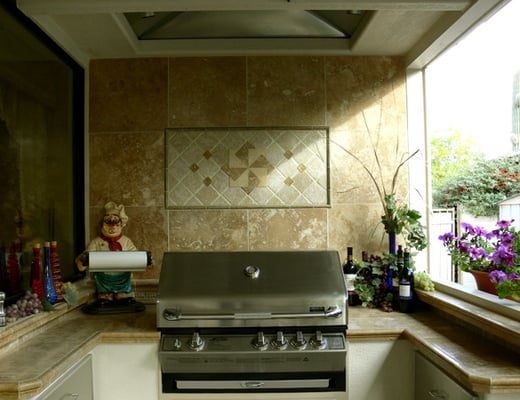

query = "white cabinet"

[347,339,414,400]
[36,355,93,400]
[91,343,160,400]
[415,352,520,400]
[415,352,476,400]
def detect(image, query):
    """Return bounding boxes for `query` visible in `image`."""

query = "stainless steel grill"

[156,250,348,396]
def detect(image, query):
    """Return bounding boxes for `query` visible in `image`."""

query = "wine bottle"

[43,242,58,304]
[392,245,404,311]
[399,249,414,313]
[343,247,359,306]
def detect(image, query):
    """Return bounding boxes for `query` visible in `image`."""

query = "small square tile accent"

[165,127,330,208]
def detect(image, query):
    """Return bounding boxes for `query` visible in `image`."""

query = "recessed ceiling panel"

[125,10,366,40]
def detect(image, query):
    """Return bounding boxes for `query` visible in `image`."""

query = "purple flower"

[496,220,512,229]
[440,219,519,274]
[460,222,472,230]
[490,270,507,285]
[438,232,454,241]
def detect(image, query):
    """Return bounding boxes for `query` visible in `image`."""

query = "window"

[0,1,85,300]
[424,1,520,289]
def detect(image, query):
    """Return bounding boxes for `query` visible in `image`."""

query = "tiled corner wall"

[88,56,408,279]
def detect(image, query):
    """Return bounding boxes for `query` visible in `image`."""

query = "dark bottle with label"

[399,249,414,313]
[343,247,359,306]
[392,245,404,311]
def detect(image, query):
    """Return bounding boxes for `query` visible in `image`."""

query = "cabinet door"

[415,352,477,400]
[92,343,159,400]
[40,355,93,400]
[348,339,414,400]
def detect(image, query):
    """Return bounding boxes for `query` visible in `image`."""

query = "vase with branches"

[334,111,427,254]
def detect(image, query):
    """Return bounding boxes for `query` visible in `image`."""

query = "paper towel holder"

[84,250,152,272]
[81,250,152,315]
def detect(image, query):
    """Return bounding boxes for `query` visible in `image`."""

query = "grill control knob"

[173,338,182,350]
[253,331,269,350]
[291,331,307,350]
[310,330,327,349]
[272,331,288,350]
[189,332,204,351]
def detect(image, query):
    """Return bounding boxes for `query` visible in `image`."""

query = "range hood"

[16,0,507,68]
[124,10,364,40]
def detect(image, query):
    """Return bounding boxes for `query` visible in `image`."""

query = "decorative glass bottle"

[50,241,63,302]
[30,243,43,300]
[43,242,57,304]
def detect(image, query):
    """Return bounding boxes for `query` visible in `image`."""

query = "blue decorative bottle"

[43,242,58,304]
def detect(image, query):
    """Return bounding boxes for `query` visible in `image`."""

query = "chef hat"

[103,201,129,227]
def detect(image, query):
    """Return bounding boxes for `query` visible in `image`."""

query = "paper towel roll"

[88,251,149,272]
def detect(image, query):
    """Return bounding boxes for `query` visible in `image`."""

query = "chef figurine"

[76,201,143,311]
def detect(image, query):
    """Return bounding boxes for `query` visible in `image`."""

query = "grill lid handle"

[162,306,342,321]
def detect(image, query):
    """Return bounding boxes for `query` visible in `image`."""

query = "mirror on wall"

[0,2,85,299]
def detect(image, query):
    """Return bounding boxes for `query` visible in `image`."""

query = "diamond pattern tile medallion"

[165,127,330,208]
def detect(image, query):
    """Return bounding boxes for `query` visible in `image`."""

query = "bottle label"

[344,273,357,291]
[399,283,412,299]
[392,277,400,288]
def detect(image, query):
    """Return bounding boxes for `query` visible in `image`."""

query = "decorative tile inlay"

[165,127,330,208]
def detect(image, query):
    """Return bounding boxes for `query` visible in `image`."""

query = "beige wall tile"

[247,56,326,127]
[168,57,247,127]
[89,130,164,207]
[248,208,327,249]
[325,56,406,131]
[89,58,169,132]
[169,209,248,250]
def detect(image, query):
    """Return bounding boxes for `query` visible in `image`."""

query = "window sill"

[417,281,520,351]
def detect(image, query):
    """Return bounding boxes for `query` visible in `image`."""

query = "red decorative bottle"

[30,243,43,300]
[50,241,63,302]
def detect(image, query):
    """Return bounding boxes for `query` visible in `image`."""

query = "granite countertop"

[0,295,519,399]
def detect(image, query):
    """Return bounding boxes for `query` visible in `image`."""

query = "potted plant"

[439,219,520,300]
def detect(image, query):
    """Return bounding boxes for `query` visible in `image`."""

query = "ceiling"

[16,0,507,68]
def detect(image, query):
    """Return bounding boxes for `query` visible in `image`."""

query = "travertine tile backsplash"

[89,56,409,279]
